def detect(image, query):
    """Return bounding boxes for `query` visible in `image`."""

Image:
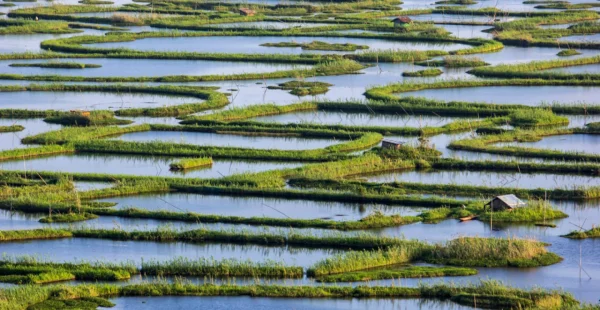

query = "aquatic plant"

[402,68,443,77]
[562,226,600,239]
[557,49,582,57]
[169,157,213,170]
[38,212,99,223]
[317,266,478,282]
[416,56,489,68]
[261,40,369,51]
[8,62,101,69]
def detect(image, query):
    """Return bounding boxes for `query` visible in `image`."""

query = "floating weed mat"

[8,62,102,69]
[38,212,99,223]
[402,68,443,77]
[316,266,478,282]
[415,56,489,68]
[267,80,332,96]
[44,111,133,127]
[261,40,369,51]
[562,226,600,239]
[28,297,115,310]
[10,280,580,310]
[169,157,213,171]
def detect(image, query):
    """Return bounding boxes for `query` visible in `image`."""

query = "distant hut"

[381,139,404,150]
[485,194,526,212]
[392,16,412,28]
[70,110,90,117]
[239,8,256,16]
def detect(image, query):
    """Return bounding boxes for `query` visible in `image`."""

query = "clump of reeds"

[169,157,213,170]
[557,49,581,57]
[402,68,443,77]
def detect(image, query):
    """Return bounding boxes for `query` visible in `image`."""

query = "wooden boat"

[459,215,479,222]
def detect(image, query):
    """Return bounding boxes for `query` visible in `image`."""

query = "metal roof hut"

[392,16,412,28]
[239,8,256,16]
[485,194,526,212]
[381,139,405,150]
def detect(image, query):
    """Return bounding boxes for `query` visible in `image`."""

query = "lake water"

[87,35,472,54]
[0,154,302,178]
[0,118,61,151]
[0,238,339,267]
[359,169,600,189]
[108,296,473,310]
[398,85,600,106]
[498,134,600,155]
[96,192,422,220]
[0,58,310,77]
[110,130,342,150]
[0,91,200,111]
[253,110,474,127]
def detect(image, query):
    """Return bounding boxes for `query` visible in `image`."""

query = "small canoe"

[459,215,479,222]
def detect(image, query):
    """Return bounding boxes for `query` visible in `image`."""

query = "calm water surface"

[254,110,473,127]
[360,169,600,189]
[0,58,310,77]
[0,238,338,267]
[498,134,600,154]
[111,131,341,150]
[97,192,422,220]
[398,86,600,106]
[87,35,472,54]
[0,118,61,151]
[0,154,302,178]
[0,91,201,111]
[108,296,471,310]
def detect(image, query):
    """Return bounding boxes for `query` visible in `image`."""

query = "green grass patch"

[0,19,77,35]
[262,40,369,51]
[308,243,431,277]
[0,84,228,118]
[141,257,303,278]
[39,212,99,223]
[0,145,75,161]
[0,125,24,132]
[78,0,114,3]
[29,297,115,310]
[169,157,213,170]
[402,68,443,77]
[0,229,72,242]
[425,236,562,267]
[10,280,579,310]
[0,59,366,83]
[9,62,101,69]
[508,109,568,127]
[562,226,600,239]
[28,271,75,284]
[43,111,132,127]
[317,266,478,282]
[268,80,332,96]
[557,49,582,57]
[23,124,150,145]
[365,79,600,117]
[449,128,600,163]
[479,200,568,223]
[468,55,600,80]
[416,56,489,68]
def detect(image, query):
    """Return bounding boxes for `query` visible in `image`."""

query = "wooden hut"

[381,139,404,150]
[239,8,256,16]
[70,110,90,117]
[392,16,412,28]
[485,194,525,212]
